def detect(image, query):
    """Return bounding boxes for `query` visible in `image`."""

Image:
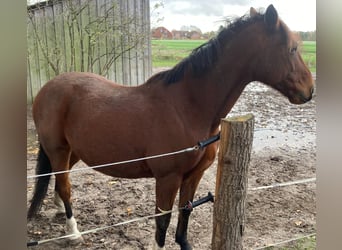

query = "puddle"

[252,128,316,152]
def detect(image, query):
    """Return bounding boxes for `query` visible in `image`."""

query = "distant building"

[151,27,173,39]
[151,26,205,40]
[171,30,202,40]
[189,31,201,39]
[172,30,188,39]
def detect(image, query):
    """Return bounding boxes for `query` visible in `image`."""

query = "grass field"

[152,40,316,72]
[151,40,206,67]
[300,41,316,72]
[265,235,316,250]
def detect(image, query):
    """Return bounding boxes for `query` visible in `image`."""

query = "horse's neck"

[180,52,253,131]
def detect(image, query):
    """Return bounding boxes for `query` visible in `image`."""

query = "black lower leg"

[175,209,192,250]
[64,201,73,219]
[155,213,172,248]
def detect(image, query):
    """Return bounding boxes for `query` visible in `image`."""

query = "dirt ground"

[27,71,316,250]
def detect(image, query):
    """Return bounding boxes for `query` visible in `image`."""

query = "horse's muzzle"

[290,87,314,104]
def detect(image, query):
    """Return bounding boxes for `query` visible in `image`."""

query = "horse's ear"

[250,7,258,17]
[264,4,280,30]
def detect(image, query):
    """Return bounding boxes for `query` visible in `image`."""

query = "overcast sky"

[150,0,316,32]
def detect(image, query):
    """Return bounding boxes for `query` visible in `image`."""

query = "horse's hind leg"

[54,190,66,214]
[51,149,83,243]
[153,175,182,249]
[54,152,80,214]
[55,173,83,243]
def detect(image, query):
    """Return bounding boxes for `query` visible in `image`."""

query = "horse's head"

[250,5,314,104]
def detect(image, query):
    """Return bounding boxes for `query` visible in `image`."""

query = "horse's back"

[32,72,124,149]
[34,72,119,102]
[33,72,123,115]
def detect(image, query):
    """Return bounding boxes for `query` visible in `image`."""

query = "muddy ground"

[27,71,316,249]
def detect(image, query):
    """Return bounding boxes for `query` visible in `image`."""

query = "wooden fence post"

[212,114,254,250]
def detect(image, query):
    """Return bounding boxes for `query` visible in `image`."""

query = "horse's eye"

[289,46,297,54]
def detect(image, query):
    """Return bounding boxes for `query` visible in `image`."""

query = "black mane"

[146,11,265,85]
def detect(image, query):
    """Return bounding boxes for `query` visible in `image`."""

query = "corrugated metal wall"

[27,0,151,103]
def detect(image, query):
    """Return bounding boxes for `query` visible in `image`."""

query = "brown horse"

[27,5,314,250]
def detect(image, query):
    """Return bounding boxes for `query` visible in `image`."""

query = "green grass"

[301,41,316,72]
[263,235,316,250]
[151,40,205,67]
[151,39,316,73]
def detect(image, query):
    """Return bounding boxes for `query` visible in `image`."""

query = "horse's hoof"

[55,210,65,217]
[54,212,65,219]
[180,242,192,250]
[67,235,84,246]
[181,246,192,250]
[151,240,165,250]
[51,236,84,247]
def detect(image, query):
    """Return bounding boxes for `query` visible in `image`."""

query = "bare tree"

[27,0,153,78]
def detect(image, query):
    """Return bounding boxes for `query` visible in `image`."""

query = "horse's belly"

[91,162,154,179]
[81,157,153,179]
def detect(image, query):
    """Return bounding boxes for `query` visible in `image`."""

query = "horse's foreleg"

[154,175,182,249]
[175,172,204,250]
[175,144,218,250]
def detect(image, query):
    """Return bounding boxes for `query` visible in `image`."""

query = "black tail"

[27,144,52,219]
